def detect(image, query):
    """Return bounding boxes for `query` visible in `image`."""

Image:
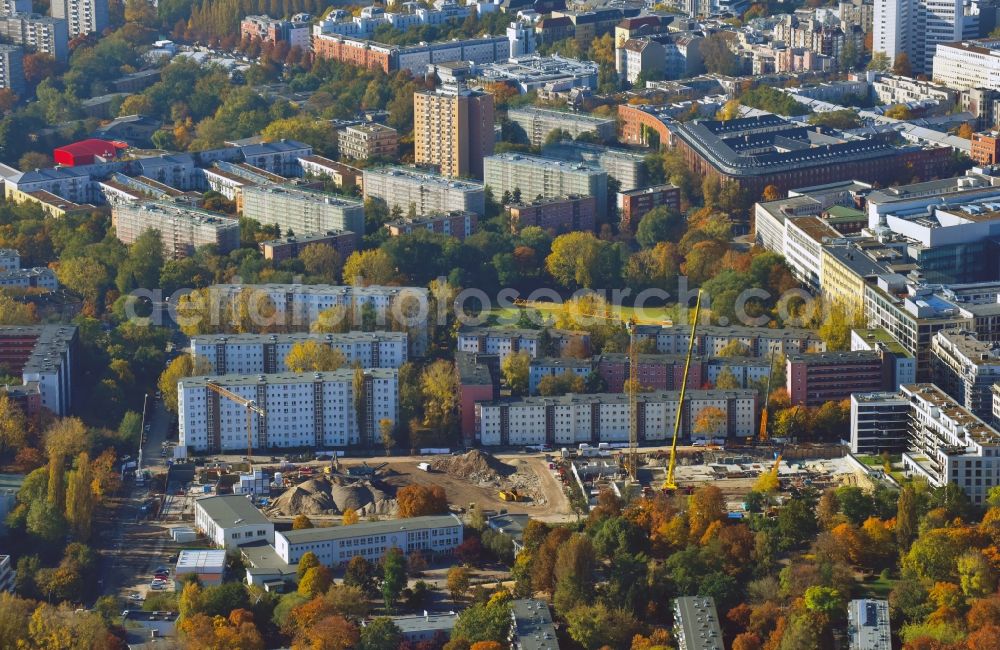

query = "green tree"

[564,603,640,650]
[868,51,891,71]
[116,229,165,294]
[553,534,596,613]
[360,617,402,650]
[452,596,513,645]
[635,206,684,247]
[700,33,740,75]
[381,547,406,612]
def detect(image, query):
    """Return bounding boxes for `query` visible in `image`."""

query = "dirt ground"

[372,455,574,522]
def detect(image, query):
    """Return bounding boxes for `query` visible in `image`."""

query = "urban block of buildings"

[111,201,241,258]
[851,383,1000,504]
[386,210,478,240]
[0,325,77,416]
[673,596,724,650]
[507,106,615,147]
[337,122,399,161]
[363,166,486,216]
[484,152,609,219]
[847,599,891,650]
[240,184,365,242]
[178,369,399,453]
[929,329,1000,421]
[313,32,513,74]
[617,184,681,231]
[194,494,275,551]
[457,326,591,361]
[190,331,408,375]
[240,14,311,51]
[475,389,758,446]
[786,351,891,407]
[259,230,358,263]
[506,195,597,233]
[414,84,495,179]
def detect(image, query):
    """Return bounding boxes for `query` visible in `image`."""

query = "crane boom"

[758,348,777,442]
[664,289,703,491]
[206,381,266,467]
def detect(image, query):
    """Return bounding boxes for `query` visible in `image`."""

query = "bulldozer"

[498,489,527,502]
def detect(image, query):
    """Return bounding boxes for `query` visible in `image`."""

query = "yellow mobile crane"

[205,382,266,468]
[663,289,703,491]
[511,298,670,481]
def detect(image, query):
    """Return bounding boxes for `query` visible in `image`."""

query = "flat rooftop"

[278,514,461,545]
[903,383,1000,446]
[511,599,558,650]
[176,549,227,572]
[785,351,881,365]
[853,328,911,356]
[482,389,756,407]
[192,331,404,345]
[933,329,1000,365]
[391,612,459,635]
[243,183,364,209]
[182,368,398,388]
[364,166,485,191]
[486,152,608,177]
[208,282,428,297]
[195,494,271,528]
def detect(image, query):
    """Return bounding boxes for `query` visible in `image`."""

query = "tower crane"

[758,348,777,442]
[512,298,672,481]
[663,289,703,491]
[205,381,266,469]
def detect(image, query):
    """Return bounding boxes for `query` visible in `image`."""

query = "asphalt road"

[94,395,180,605]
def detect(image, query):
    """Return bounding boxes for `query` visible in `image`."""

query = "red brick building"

[618,104,673,148]
[313,35,394,73]
[596,353,703,392]
[259,230,357,263]
[507,195,597,233]
[386,211,478,241]
[457,351,499,443]
[617,184,681,231]
[786,351,888,407]
[971,132,1000,166]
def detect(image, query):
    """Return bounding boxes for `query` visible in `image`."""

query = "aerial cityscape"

[6,0,1000,647]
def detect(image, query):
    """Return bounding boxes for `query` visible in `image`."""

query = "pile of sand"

[430,450,516,485]
[267,476,397,517]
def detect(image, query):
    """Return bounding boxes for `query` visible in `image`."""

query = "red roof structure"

[53,139,127,167]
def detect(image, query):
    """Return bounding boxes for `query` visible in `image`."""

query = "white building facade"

[178,369,398,453]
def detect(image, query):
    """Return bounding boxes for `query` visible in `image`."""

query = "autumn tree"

[694,406,728,438]
[0,294,37,325]
[284,340,346,373]
[689,484,726,540]
[292,514,314,530]
[761,185,781,202]
[158,355,212,413]
[379,418,395,456]
[957,122,976,140]
[447,565,471,603]
[537,372,586,396]
[421,360,458,434]
[554,534,597,613]
[342,508,360,525]
[892,52,912,76]
[396,484,448,517]
[545,231,621,289]
[343,249,396,286]
[501,351,531,396]
[0,393,27,459]
[299,565,333,598]
[65,451,94,541]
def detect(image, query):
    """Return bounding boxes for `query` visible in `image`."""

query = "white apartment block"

[0,0,31,14]
[875,0,978,75]
[0,43,23,98]
[50,0,108,36]
[0,249,19,271]
[475,390,757,446]
[929,329,1000,420]
[274,514,464,566]
[194,495,275,551]
[507,106,615,147]
[0,554,12,593]
[901,383,1000,505]
[872,73,958,106]
[240,184,365,239]
[457,327,543,360]
[0,267,58,292]
[933,39,1000,90]
[634,324,824,357]
[191,331,408,374]
[0,13,69,62]
[205,283,429,354]
[363,166,486,217]
[178,369,398,453]
[483,153,609,219]
[0,325,77,416]
[112,201,241,258]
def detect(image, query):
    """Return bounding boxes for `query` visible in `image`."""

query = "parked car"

[149,583,167,590]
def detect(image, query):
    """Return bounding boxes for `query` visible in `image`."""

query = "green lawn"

[488,303,676,326]
[858,574,898,599]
